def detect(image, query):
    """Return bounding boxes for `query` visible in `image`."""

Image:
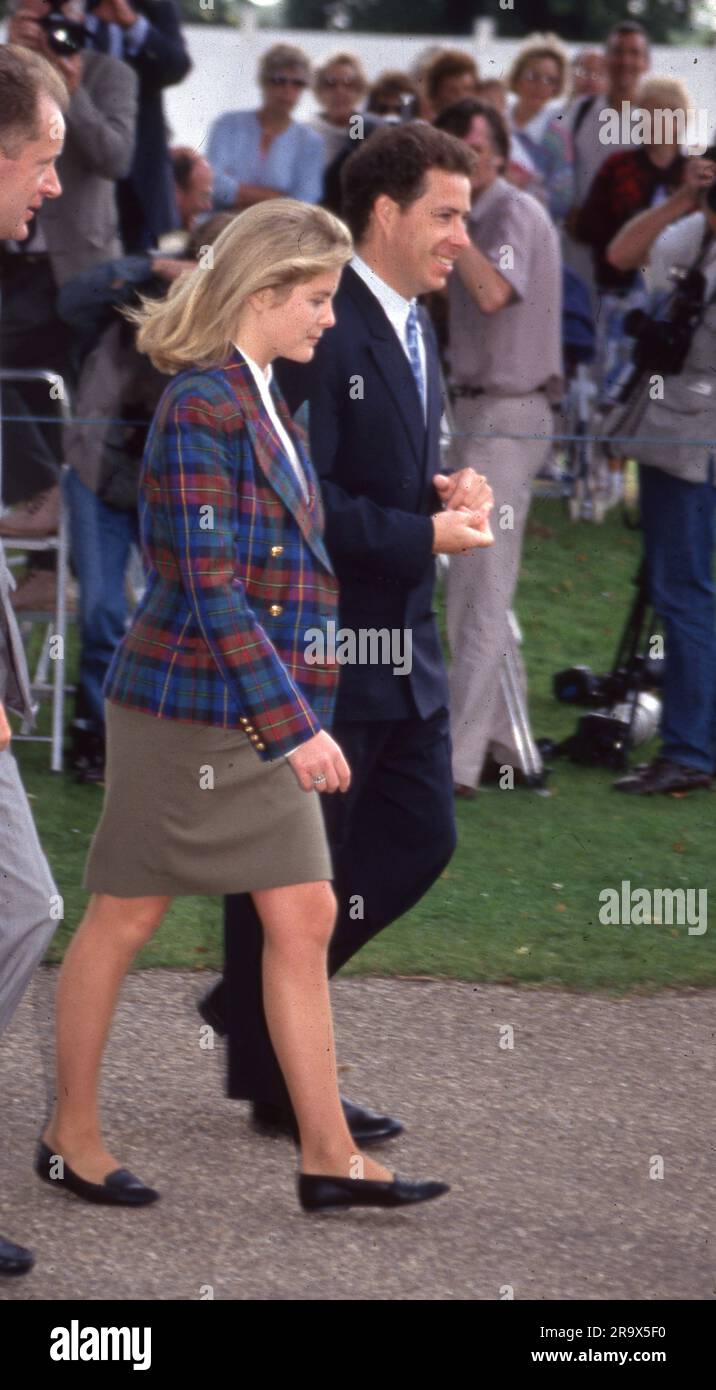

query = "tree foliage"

[0,0,700,43]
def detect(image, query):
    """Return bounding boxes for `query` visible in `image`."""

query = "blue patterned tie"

[405,302,426,417]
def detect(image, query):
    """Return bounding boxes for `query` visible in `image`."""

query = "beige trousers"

[445,392,553,788]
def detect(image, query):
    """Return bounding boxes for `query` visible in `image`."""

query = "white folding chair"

[0,367,74,771]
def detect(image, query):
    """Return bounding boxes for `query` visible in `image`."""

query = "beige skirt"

[83,703,332,898]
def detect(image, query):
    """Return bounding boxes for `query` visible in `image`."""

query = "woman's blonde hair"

[130,200,353,376]
[507,34,570,97]
[637,76,691,115]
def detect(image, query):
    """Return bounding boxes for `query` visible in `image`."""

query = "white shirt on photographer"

[647,210,716,298]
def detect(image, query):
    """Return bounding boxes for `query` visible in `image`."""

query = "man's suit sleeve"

[277,345,435,588]
[124,1,192,90]
[56,254,154,335]
[160,383,322,760]
[66,56,138,180]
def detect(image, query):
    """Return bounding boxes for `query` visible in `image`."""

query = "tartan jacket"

[104,348,339,761]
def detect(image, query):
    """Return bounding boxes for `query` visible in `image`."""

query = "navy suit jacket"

[93,0,191,246]
[276,264,449,723]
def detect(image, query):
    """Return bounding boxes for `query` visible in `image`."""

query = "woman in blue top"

[208,43,324,212]
[506,35,575,226]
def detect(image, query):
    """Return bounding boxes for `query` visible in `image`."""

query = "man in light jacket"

[0,43,67,1277]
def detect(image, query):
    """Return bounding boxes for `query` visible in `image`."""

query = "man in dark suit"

[87,0,191,252]
[202,123,494,1142]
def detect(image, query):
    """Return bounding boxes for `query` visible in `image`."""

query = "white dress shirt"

[350,254,427,418]
[233,345,310,762]
[234,344,310,503]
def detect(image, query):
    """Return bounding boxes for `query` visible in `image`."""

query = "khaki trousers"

[445,392,552,788]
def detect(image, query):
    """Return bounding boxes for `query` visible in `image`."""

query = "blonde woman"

[36,201,448,1215]
[507,34,574,223]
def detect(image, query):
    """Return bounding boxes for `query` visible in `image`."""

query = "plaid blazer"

[104,349,339,761]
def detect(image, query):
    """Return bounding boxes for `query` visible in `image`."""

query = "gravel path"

[1,968,713,1301]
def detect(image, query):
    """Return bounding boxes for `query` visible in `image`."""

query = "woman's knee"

[258,881,337,952]
[89,894,169,950]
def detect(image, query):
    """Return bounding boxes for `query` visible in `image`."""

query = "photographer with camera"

[84,1,191,253]
[606,148,716,794]
[0,0,137,610]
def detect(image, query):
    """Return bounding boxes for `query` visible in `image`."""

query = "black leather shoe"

[613,758,713,795]
[197,983,226,1037]
[298,1172,449,1212]
[35,1142,159,1207]
[253,1096,404,1146]
[0,1236,35,1275]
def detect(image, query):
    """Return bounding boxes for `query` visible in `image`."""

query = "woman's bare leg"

[42,893,171,1182]
[253,880,393,1181]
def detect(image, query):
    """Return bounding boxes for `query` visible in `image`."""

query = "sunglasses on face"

[321,76,361,89]
[267,75,308,89]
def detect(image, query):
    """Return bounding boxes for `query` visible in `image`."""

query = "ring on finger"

[312,773,327,785]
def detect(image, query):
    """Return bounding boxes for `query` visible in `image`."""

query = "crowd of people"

[1,10,715,1272]
[1,9,706,785]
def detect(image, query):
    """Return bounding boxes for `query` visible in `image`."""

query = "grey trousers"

[445,392,553,789]
[0,745,57,1036]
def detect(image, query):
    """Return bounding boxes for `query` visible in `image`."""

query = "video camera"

[545,565,663,771]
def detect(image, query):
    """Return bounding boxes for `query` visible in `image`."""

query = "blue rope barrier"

[2,414,716,449]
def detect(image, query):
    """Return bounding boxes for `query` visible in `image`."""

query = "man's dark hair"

[0,44,68,158]
[340,121,474,242]
[434,98,510,167]
[366,70,419,115]
[607,20,650,46]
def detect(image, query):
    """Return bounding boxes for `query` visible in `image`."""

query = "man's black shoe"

[0,1236,34,1275]
[253,1097,404,1146]
[197,983,226,1037]
[614,757,713,795]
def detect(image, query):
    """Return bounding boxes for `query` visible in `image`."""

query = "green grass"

[14,496,716,992]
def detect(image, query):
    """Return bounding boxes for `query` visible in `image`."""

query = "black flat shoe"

[298,1172,449,1212]
[35,1142,159,1207]
[0,1236,35,1275]
[253,1096,404,1146]
[197,983,227,1037]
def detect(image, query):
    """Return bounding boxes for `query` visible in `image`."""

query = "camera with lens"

[623,264,707,377]
[40,3,89,58]
[621,143,716,378]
